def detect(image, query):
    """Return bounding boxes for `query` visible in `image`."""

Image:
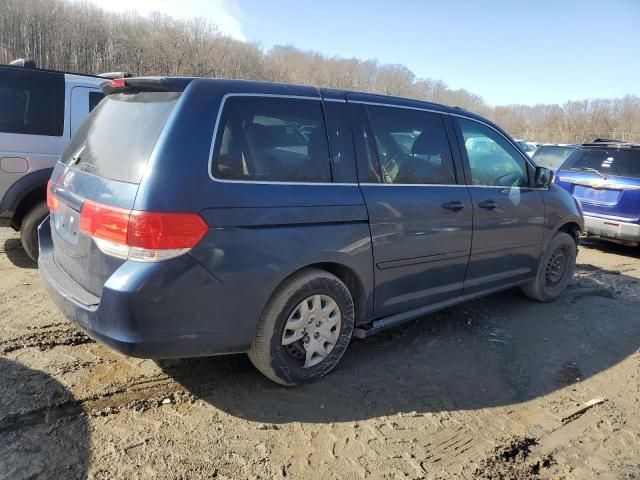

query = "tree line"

[1,0,639,144]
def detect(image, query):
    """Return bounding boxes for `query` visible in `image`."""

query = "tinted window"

[532,145,576,170]
[0,68,64,136]
[61,92,180,184]
[562,147,640,179]
[88,91,104,112]
[459,118,528,187]
[212,96,331,182]
[363,105,456,185]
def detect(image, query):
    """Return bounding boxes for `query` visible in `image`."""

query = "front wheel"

[20,201,50,262]
[248,269,354,386]
[521,232,577,302]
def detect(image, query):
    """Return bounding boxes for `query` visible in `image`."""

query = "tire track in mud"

[0,360,233,435]
[1,325,95,353]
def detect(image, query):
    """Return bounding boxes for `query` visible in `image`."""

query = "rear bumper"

[38,220,255,358]
[584,215,640,242]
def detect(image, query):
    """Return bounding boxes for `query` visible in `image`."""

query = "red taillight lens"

[108,78,126,88]
[128,211,208,250]
[79,200,207,261]
[46,180,59,212]
[79,200,130,245]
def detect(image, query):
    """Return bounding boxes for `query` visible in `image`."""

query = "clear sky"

[80,0,640,106]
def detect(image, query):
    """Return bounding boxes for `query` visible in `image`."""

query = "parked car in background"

[532,144,578,172]
[554,140,640,244]
[40,77,583,385]
[515,139,538,157]
[0,61,104,260]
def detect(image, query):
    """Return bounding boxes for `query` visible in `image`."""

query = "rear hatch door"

[49,87,182,297]
[556,146,640,220]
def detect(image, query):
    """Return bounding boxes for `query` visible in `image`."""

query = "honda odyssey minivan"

[40,77,583,385]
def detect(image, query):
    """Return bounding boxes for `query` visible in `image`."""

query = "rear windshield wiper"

[570,167,606,179]
[68,145,86,167]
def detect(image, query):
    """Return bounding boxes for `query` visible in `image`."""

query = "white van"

[0,62,105,260]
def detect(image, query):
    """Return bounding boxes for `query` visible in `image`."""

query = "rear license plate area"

[53,201,81,245]
[573,185,621,205]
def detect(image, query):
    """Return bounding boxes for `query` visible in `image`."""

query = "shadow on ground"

[162,263,640,424]
[2,237,37,269]
[0,358,90,479]
[581,237,640,259]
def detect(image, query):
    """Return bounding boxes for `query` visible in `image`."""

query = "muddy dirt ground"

[0,219,639,480]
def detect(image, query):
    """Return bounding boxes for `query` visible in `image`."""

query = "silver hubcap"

[281,294,341,368]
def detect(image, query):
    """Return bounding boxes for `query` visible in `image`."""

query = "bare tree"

[1,0,639,143]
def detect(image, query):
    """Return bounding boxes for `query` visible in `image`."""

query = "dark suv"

[39,78,583,385]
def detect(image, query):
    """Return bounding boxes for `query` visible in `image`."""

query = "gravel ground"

[0,219,639,480]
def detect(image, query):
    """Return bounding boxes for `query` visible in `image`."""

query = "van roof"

[103,76,484,119]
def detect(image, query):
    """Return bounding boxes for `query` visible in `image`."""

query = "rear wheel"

[521,232,577,302]
[248,269,354,386]
[20,201,49,262]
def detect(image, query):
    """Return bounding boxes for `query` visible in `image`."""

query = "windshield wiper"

[570,167,606,179]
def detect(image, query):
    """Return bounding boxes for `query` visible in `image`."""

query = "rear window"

[532,145,576,170]
[211,96,332,182]
[61,92,180,184]
[0,68,64,136]
[562,147,640,179]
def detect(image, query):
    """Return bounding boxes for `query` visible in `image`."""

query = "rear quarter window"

[61,91,181,184]
[0,68,65,136]
[211,96,332,182]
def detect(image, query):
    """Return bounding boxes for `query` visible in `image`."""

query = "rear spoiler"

[101,77,193,95]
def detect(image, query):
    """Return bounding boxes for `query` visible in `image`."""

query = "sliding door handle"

[442,200,464,212]
[478,199,498,210]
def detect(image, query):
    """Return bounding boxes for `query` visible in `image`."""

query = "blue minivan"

[554,140,640,245]
[40,78,583,385]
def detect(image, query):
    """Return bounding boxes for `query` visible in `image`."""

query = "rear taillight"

[79,200,208,262]
[46,180,59,212]
[108,78,126,88]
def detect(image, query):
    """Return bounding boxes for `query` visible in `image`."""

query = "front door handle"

[478,199,498,210]
[442,200,464,212]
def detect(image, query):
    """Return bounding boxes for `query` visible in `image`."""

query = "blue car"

[554,140,640,244]
[39,77,583,385]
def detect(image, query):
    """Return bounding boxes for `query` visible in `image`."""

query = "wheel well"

[558,222,581,246]
[11,185,47,230]
[305,262,368,326]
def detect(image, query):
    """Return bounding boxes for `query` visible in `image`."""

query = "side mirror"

[534,166,553,187]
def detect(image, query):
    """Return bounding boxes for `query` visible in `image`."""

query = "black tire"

[20,201,49,262]
[521,232,577,302]
[248,268,354,386]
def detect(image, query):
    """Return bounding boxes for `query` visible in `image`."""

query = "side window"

[364,105,456,185]
[458,118,528,187]
[211,96,331,182]
[0,68,64,136]
[89,91,104,112]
